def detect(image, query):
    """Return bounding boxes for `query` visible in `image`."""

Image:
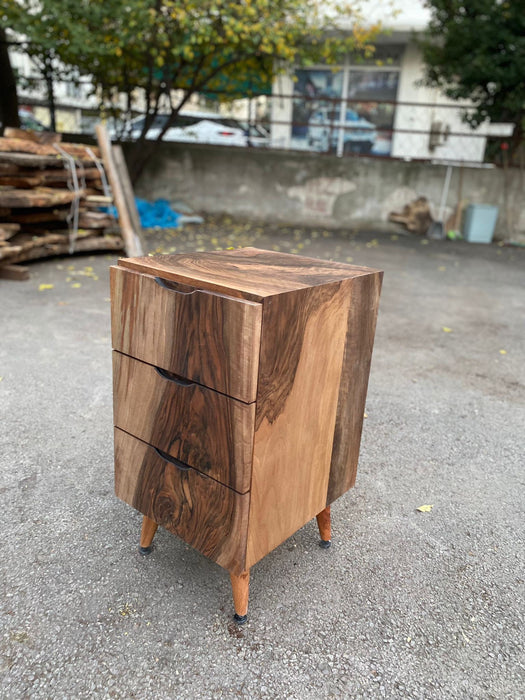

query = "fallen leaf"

[0,376,3,382]
[346,256,354,263]
[416,504,434,512]
[442,327,453,333]
[363,412,368,418]
[438,266,446,272]
[71,282,82,288]
[390,234,399,241]
[420,239,429,245]
[38,284,54,291]
[499,349,507,355]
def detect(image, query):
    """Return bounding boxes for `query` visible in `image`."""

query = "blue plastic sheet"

[136,198,181,228]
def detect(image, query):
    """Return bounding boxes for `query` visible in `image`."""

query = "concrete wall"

[134,141,524,241]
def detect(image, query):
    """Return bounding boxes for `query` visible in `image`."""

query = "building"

[270,1,512,163]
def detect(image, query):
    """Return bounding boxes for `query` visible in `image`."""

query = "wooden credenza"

[110,248,382,622]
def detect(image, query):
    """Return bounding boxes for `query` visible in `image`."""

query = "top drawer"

[110,266,262,403]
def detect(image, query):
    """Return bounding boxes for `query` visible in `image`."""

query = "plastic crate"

[463,204,499,244]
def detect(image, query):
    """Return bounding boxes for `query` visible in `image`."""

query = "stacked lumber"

[0,128,125,272]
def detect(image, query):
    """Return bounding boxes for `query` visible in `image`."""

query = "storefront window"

[291,67,399,156]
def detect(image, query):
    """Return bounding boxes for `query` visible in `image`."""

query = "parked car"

[111,111,249,147]
[308,108,377,154]
[18,109,49,131]
[0,108,49,133]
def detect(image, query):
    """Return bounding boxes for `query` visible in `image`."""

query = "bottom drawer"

[114,428,249,574]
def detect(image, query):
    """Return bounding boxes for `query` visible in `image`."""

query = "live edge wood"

[112,351,254,493]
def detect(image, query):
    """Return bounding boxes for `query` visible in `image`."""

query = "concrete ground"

[1,220,524,699]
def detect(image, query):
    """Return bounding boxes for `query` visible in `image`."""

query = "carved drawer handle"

[153,447,191,472]
[154,276,195,294]
[154,366,194,387]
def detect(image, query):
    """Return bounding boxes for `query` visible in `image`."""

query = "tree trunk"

[127,137,162,185]
[0,28,21,130]
[43,57,57,132]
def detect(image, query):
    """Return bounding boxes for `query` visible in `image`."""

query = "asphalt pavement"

[1,222,524,699]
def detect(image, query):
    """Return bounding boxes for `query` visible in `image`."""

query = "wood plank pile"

[0,128,125,273]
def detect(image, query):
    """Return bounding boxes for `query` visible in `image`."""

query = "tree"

[419,1,525,156]
[0,26,20,129]
[2,0,381,181]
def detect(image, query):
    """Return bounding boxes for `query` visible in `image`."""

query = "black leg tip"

[138,545,154,556]
[233,613,248,625]
[319,539,332,549]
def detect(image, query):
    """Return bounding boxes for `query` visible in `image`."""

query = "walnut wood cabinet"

[110,248,382,623]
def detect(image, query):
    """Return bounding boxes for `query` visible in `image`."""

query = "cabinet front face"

[114,428,250,574]
[110,266,262,403]
[113,352,254,493]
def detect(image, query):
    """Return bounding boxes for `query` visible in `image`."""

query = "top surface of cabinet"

[117,247,380,302]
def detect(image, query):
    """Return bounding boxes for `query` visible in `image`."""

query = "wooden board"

[2,234,123,265]
[110,266,262,403]
[0,264,30,280]
[0,136,99,159]
[0,187,84,208]
[326,271,383,503]
[245,281,351,568]
[96,124,143,257]
[114,428,250,574]
[3,127,62,145]
[113,352,255,492]
[118,247,379,302]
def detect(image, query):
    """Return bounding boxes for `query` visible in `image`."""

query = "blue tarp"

[103,198,202,228]
[136,198,181,228]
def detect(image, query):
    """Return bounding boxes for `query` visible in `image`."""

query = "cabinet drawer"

[114,428,249,574]
[110,266,262,403]
[113,352,254,493]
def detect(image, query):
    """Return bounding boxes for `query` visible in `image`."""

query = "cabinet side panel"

[326,271,383,505]
[246,282,351,568]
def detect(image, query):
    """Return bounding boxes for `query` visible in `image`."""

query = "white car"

[308,108,377,154]
[115,111,249,147]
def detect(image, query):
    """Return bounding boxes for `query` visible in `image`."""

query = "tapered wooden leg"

[139,515,158,555]
[316,505,332,549]
[230,570,250,624]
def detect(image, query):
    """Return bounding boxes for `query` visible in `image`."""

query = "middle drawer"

[113,352,254,493]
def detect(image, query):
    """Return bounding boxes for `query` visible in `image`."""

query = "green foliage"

[2,0,381,178]
[419,1,525,147]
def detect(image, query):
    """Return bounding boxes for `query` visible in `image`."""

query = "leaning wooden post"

[95,124,143,257]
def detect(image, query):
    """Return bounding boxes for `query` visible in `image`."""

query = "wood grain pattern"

[113,352,254,492]
[326,270,383,504]
[246,281,352,568]
[114,428,250,574]
[118,248,379,302]
[110,266,262,403]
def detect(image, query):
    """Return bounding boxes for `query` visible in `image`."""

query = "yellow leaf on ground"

[71,283,82,288]
[442,327,453,333]
[416,504,434,512]
[499,349,507,355]
[38,284,54,291]
[0,377,3,382]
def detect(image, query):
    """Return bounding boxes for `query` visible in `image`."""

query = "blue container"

[463,204,499,244]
